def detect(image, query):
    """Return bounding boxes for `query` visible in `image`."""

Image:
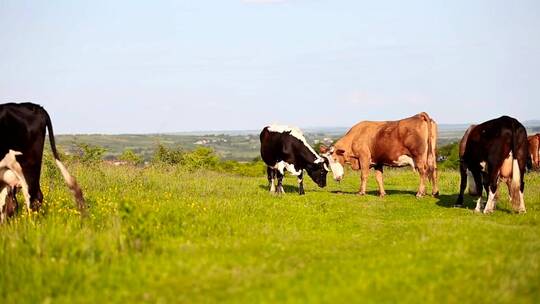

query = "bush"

[182,147,219,170]
[119,149,143,165]
[438,142,460,170]
[152,144,184,165]
[74,143,107,165]
[149,144,265,176]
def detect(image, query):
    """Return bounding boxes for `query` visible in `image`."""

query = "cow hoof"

[415,193,425,198]
[357,191,365,196]
[474,208,482,213]
[518,208,526,214]
[432,191,440,197]
[483,209,494,214]
[379,192,386,198]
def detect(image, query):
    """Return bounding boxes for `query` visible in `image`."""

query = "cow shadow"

[330,189,418,196]
[435,193,513,214]
[435,193,465,208]
[258,184,299,193]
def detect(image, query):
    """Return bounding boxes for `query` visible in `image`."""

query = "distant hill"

[55,120,540,162]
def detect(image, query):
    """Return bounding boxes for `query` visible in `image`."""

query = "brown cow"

[528,133,540,169]
[321,112,438,197]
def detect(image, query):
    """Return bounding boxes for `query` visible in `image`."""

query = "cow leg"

[298,171,305,195]
[517,157,526,213]
[21,165,43,211]
[276,170,285,195]
[415,159,428,198]
[483,170,499,214]
[429,166,439,196]
[7,188,18,217]
[0,186,8,223]
[456,161,468,206]
[267,167,276,193]
[374,165,386,197]
[358,158,370,195]
[471,170,485,212]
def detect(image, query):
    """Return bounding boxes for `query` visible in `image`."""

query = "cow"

[260,125,344,195]
[528,133,540,170]
[455,116,528,214]
[0,102,85,214]
[320,112,438,197]
[0,150,31,222]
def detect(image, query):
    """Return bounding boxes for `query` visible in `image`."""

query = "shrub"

[438,142,460,170]
[152,144,184,165]
[181,147,220,170]
[119,149,143,165]
[74,143,107,165]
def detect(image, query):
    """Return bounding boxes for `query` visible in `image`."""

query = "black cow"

[0,102,85,215]
[455,116,528,213]
[260,125,343,195]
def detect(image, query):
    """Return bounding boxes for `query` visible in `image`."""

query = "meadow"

[1,163,539,303]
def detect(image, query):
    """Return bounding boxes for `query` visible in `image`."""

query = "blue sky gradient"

[1,0,539,133]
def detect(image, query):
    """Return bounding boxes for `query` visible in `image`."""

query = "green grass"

[1,165,539,303]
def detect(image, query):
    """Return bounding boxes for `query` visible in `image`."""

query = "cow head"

[319,145,345,181]
[306,160,328,188]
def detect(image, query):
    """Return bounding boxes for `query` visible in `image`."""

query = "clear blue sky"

[1,0,539,134]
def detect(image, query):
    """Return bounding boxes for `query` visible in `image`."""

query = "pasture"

[1,164,539,303]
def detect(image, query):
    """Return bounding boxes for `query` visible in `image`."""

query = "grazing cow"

[0,150,31,222]
[455,116,528,213]
[320,112,438,197]
[528,133,540,170]
[260,125,343,195]
[0,102,85,213]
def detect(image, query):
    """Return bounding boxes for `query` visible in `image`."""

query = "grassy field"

[1,164,539,303]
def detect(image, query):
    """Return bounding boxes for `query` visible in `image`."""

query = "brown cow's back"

[335,113,431,167]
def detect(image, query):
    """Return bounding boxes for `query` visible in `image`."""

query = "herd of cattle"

[261,112,538,214]
[0,102,539,221]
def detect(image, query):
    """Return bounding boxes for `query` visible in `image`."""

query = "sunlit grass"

[1,164,539,303]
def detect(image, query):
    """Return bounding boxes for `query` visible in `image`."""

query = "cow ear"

[319,145,328,153]
[336,149,345,156]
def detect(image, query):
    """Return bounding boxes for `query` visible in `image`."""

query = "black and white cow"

[260,125,343,195]
[0,102,85,214]
[455,116,528,213]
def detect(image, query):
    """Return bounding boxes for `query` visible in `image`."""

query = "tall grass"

[1,164,539,303]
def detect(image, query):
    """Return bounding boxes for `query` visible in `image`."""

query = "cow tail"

[420,113,435,175]
[44,111,86,213]
[510,122,522,210]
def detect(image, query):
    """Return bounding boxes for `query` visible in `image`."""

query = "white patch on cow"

[0,150,31,212]
[483,190,496,214]
[466,169,478,196]
[474,197,483,213]
[0,187,8,223]
[322,153,344,181]
[274,161,302,176]
[394,155,415,170]
[479,161,487,172]
[323,163,330,172]
[518,191,526,213]
[297,177,303,184]
[511,157,519,188]
[270,178,276,193]
[268,125,323,162]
